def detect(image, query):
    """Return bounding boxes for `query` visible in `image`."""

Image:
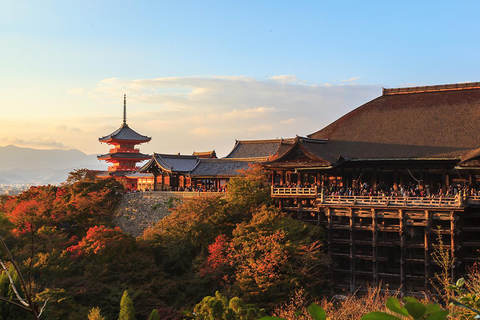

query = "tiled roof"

[193,150,217,158]
[190,159,253,177]
[225,138,294,160]
[140,153,199,173]
[308,83,480,160]
[99,123,151,142]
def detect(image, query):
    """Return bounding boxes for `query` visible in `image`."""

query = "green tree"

[193,291,265,320]
[147,309,160,320]
[64,168,98,185]
[119,290,135,320]
[88,306,106,320]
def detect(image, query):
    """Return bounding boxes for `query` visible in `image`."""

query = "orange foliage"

[66,225,132,258]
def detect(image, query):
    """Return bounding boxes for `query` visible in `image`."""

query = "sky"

[1,1,480,157]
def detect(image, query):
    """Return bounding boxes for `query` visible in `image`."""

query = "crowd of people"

[275,181,480,199]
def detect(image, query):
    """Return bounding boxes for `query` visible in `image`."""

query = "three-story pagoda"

[97,95,151,189]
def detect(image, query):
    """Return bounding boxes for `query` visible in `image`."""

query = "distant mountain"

[0,145,107,185]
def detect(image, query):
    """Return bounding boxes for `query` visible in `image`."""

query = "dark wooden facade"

[264,82,480,293]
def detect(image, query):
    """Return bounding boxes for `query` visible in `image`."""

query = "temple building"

[264,82,480,293]
[97,95,151,189]
[128,139,293,191]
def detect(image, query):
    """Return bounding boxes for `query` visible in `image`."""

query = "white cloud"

[0,75,381,156]
[341,76,360,83]
[88,75,380,156]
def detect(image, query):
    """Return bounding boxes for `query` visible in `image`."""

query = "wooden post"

[297,198,303,220]
[400,209,406,293]
[394,169,399,191]
[424,210,432,291]
[372,208,378,286]
[327,208,332,257]
[349,208,356,292]
[451,211,457,281]
[373,168,378,191]
[442,168,447,194]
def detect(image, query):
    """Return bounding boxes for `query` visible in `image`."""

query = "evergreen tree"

[119,290,135,320]
[147,309,160,320]
[88,306,106,320]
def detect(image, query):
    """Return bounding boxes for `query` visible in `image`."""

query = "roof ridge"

[383,81,480,96]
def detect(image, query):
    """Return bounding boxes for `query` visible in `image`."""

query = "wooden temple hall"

[263,82,480,293]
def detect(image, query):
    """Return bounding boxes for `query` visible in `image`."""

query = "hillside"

[0,145,107,185]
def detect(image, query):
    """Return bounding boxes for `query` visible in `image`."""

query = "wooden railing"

[270,187,480,208]
[271,186,317,197]
[320,195,462,208]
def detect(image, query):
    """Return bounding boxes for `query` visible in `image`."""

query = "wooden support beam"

[424,210,432,291]
[327,208,332,257]
[400,209,406,293]
[394,169,399,191]
[451,211,457,281]
[297,198,303,220]
[372,208,378,286]
[349,208,356,292]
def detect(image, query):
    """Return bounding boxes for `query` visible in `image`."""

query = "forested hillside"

[0,166,330,319]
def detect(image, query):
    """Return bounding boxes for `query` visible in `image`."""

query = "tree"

[147,309,160,320]
[200,206,329,306]
[226,164,271,217]
[64,168,98,185]
[88,306,106,320]
[193,291,265,320]
[119,290,135,320]
[0,236,46,319]
[66,226,134,259]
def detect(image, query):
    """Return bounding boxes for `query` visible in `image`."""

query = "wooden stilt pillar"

[372,208,378,286]
[451,211,457,281]
[349,208,356,292]
[400,209,406,293]
[424,210,432,292]
[327,208,332,257]
[297,198,303,220]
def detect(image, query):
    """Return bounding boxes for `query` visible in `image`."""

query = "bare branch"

[0,258,29,306]
[0,296,32,311]
[38,298,49,317]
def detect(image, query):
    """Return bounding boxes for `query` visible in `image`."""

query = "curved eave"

[97,153,151,160]
[99,137,151,144]
[138,154,174,174]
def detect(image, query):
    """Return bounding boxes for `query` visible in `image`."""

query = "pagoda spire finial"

[123,94,127,124]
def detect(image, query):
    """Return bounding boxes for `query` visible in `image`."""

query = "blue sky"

[1,1,479,156]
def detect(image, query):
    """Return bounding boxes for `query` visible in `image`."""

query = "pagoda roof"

[224,138,294,161]
[97,152,151,160]
[99,123,151,143]
[190,158,253,178]
[140,153,199,174]
[307,82,480,161]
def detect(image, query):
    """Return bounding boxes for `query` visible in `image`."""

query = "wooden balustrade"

[271,186,318,197]
[270,187,480,208]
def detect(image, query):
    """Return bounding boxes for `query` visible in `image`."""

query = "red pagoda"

[97,95,151,189]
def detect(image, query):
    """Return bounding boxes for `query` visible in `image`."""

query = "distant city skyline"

[2,1,479,156]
